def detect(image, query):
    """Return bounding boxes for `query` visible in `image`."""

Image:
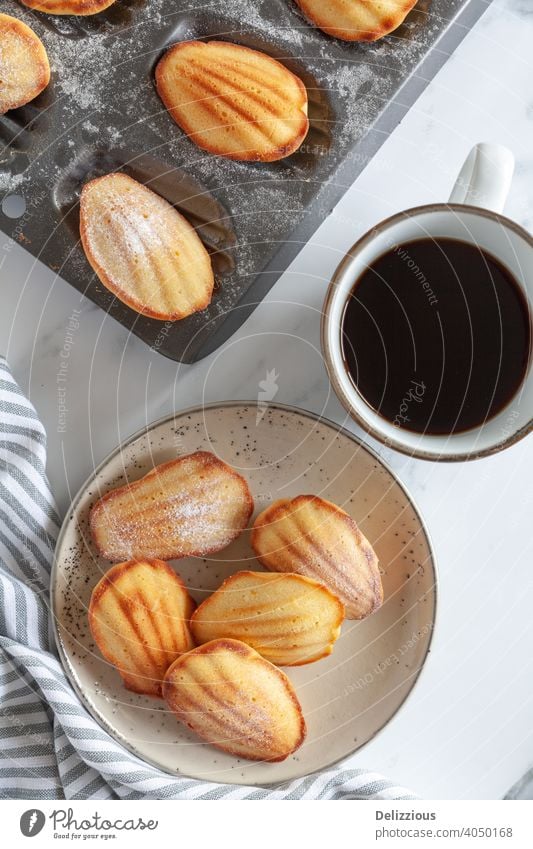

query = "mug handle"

[448,142,514,213]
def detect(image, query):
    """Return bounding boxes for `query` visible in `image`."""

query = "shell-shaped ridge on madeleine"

[294,0,418,42]
[191,570,344,666]
[80,172,214,321]
[0,14,50,115]
[90,450,254,562]
[88,559,195,697]
[163,638,306,761]
[20,0,117,15]
[155,40,309,162]
[251,494,383,620]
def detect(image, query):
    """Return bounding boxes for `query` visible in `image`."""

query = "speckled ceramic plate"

[52,402,437,785]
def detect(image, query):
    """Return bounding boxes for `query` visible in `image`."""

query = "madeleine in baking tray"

[20,0,117,15]
[90,451,253,562]
[163,639,306,761]
[88,559,195,697]
[0,14,50,115]
[294,0,418,42]
[251,495,383,620]
[155,40,309,162]
[79,173,214,321]
[191,571,344,666]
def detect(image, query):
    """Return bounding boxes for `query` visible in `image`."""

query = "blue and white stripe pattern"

[0,357,417,800]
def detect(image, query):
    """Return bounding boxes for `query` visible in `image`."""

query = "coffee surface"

[341,238,531,434]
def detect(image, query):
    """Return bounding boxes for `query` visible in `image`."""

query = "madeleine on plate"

[80,173,214,321]
[88,559,195,697]
[294,0,417,42]
[0,14,50,115]
[90,451,253,562]
[155,40,309,162]
[191,571,344,666]
[251,495,383,620]
[163,639,306,761]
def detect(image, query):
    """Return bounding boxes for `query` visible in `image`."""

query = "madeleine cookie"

[80,173,214,321]
[90,451,253,562]
[0,14,50,115]
[294,0,417,41]
[20,0,117,15]
[163,639,306,761]
[191,571,344,666]
[155,40,309,162]
[251,495,383,620]
[88,559,195,697]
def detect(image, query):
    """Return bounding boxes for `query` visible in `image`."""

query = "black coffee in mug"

[341,237,531,434]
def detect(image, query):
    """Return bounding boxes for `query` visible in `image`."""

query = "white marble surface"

[1,0,532,800]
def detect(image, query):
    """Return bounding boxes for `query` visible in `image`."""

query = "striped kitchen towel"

[0,356,417,800]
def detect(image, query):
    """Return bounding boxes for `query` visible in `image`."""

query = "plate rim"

[51,400,439,785]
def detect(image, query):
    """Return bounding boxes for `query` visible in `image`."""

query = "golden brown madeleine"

[191,571,344,666]
[88,559,195,697]
[163,639,306,761]
[90,451,254,562]
[79,173,214,321]
[0,14,50,115]
[155,40,309,162]
[294,0,417,42]
[20,0,117,15]
[251,495,383,620]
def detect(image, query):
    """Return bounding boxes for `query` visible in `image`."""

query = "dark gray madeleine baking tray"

[0,0,491,362]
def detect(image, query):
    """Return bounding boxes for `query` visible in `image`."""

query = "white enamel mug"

[321,143,533,461]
